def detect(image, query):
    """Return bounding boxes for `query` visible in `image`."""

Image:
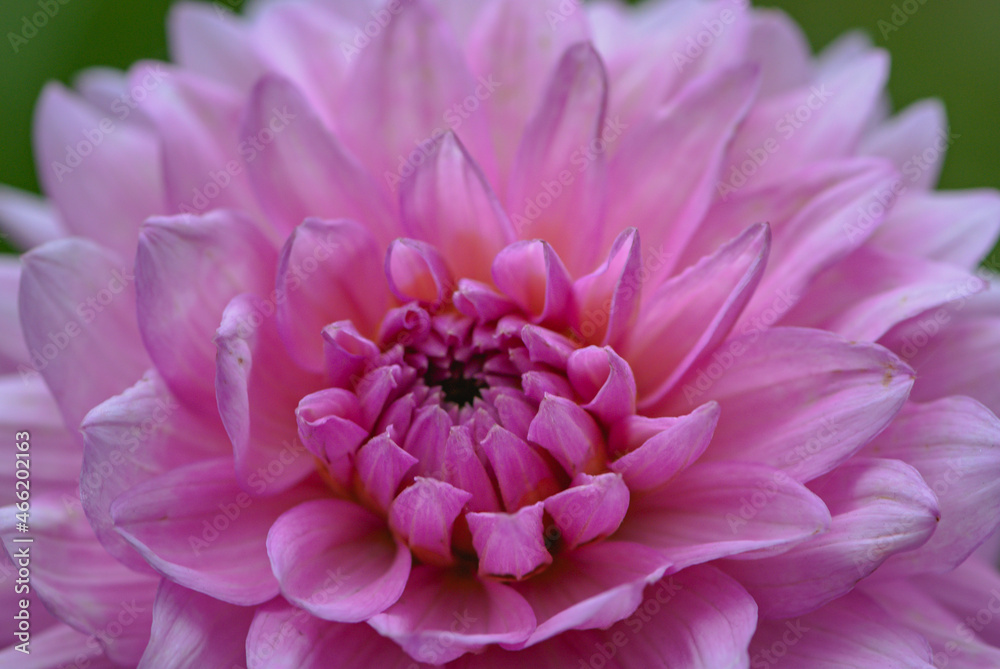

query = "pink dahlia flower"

[3,0,1000,666]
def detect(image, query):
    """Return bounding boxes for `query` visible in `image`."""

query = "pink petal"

[609,402,720,491]
[138,581,255,669]
[492,240,575,329]
[111,457,323,605]
[0,622,118,668]
[19,238,149,430]
[341,0,496,188]
[385,238,455,307]
[570,229,642,347]
[454,279,518,322]
[617,461,831,570]
[750,591,935,668]
[481,426,560,512]
[566,346,637,425]
[368,565,536,664]
[246,600,425,669]
[860,98,947,191]
[136,211,277,411]
[295,389,369,488]
[506,43,608,274]
[606,65,759,276]
[909,556,1000,648]
[746,9,813,96]
[353,433,418,514]
[871,190,1000,270]
[520,324,576,369]
[721,457,939,619]
[389,477,472,566]
[168,2,268,92]
[467,502,553,581]
[33,82,164,257]
[321,321,381,388]
[528,395,605,477]
[658,327,915,483]
[399,131,515,283]
[0,184,64,249]
[243,76,395,241]
[267,498,411,622]
[216,293,325,495]
[861,397,1000,576]
[0,258,30,373]
[543,473,630,550]
[622,223,770,407]
[81,370,230,572]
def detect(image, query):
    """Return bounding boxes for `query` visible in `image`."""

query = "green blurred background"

[1,0,998,263]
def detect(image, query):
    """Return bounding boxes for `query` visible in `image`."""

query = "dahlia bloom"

[3,0,1000,666]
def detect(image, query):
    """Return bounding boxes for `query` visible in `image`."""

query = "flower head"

[3,0,1000,667]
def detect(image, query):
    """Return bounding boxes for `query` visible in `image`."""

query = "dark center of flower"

[425,359,488,407]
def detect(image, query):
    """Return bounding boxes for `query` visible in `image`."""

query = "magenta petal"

[276,219,386,371]
[137,211,277,411]
[433,425,502,512]
[454,278,518,322]
[609,402,720,491]
[295,388,368,488]
[861,396,1000,576]
[520,323,576,369]
[527,395,605,477]
[571,229,642,347]
[660,327,915,483]
[617,461,832,570]
[467,502,553,580]
[321,320,380,388]
[509,540,669,647]
[506,43,608,274]
[721,457,939,619]
[385,238,455,307]
[389,478,472,566]
[267,498,411,623]
[399,131,515,283]
[750,591,935,668]
[543,473,630,550]
[19,238,149,431]
[243,76,395,241]
[137,581,254,669]
[492,240,575,328]
[623,222,770,407]
[246,600,424,669]
[111,458,323,606]
[354,433,418,514]
[481,425,558,511]
[566,346,637,425]
[368,565,536,664]
[216,293,325,495]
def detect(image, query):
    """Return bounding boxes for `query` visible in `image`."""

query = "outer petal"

[860,98,948,191]
[749,592,935,668]
[266,498,411,623]
[0,258,30,373]
[861,397,1000,576]
[721,457,939,619]
[0,623,118,669]
[0,185,64,249]
[19,238,149,431]
[571,228,642,347]
[111,458,323,606]
[216,293,325,495]
[367,565,536,664]
[659,327,915,483]
[136,210,277,411]
[138,581,255,669]
[616,461,831,570]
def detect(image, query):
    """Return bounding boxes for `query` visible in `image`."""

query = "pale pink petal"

[492,240,575,328]
[385,238,455,307]
[506,43,608,274]
[750,591,935,668]
[136,210,277,411]
[19,238,149,430]
[138,581,255,669]
[111,458,324,605]
[566,346,637,425]
[571,228,641,347]
[622,223,770,407]
[0,185,64,249]
[617,461,831,570]
[243,76,396,241]
[911,556,1000,648]
[0,622,118,669]
[658,327,915,482]
[216,293,325,494]
[368,565,536,664]
[168,2,268,92]
[721,457,939,619]
[861,397,1000,576]
[745,9,813,96]
[267,498,411,622]
[860,98,948,191]
[399,131,515,283]
[609,402,720,491]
